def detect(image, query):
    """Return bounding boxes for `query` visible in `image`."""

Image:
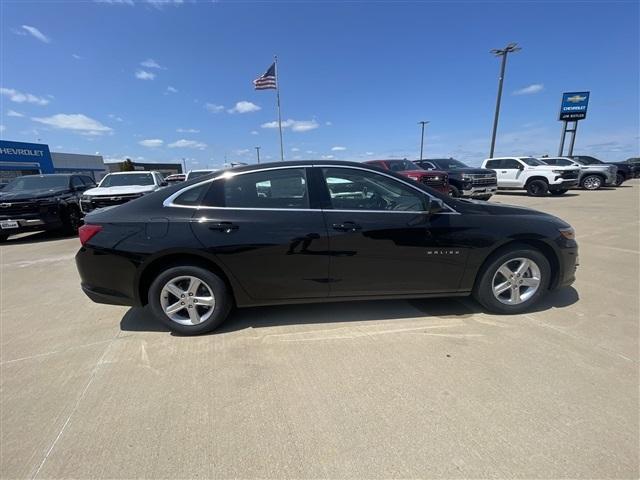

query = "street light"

[418,121,430,160]
[255,146,261,164]
[489,42,521,158]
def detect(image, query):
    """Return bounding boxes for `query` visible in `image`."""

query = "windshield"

[386,160,419,172]
[432,159,469,170]
[520,157,546,166]
[2,175,69,192]
[99,173,155,187]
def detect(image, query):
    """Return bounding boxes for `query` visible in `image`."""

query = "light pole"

[418,121,429,160]
[181,157,186,174]
[489,42,521,158]
[255,146,261,164]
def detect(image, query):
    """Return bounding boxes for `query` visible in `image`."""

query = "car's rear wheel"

[615,173,625,186]
[148,265,232,335]
[63,205,82,234]
[526,179,548,196]
[581,174,602,190]
[473,245,551,314]
[449,185,461,197]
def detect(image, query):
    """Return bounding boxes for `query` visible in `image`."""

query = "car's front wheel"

[526,179,548,196]
[581,174,603,190]
[615,173,625,186]
[473,245,551,314]
[148,265,232,335]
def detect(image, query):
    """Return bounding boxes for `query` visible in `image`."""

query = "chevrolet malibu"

[76,161,578,335]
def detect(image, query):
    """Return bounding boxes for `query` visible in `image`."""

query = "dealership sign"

[559,91,590,121]
[0,140,55,173]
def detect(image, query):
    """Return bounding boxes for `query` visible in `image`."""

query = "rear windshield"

[99,173,155,187]
[2,176,69,192]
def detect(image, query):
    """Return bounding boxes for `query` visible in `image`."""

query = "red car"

[364,159,449,194]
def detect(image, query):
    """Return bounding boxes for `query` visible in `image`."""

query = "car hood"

[527,165,577,171]
[447,168,495,175]
[0,188,69,201]
[84,185,157,196]
[454,198,569,225]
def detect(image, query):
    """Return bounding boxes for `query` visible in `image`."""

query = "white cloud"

[325,121,333,126]
[261,119,319,132]
[365,151,374,156]
[234,149,250,155]
[94,0,135,5]
[0,87,49,105]
[141,58,164,69]
[166,86,178,93]
[291,147,300,152]
[205,103,224,113]
[21,25,51,43]
[146,0,184,7]
[331,146,346,151]
[177,128,200,133]
[306,150,315,154]
[513,83,544,95]
[32,113,113,135]
[321,155,335,160]
[168,139,207,150]
[135,70,155,80]
[7,110,24,117]
[108,114,123,122]
[0,125,5,133]
[228,101,261,114]
[250,130,259,135]
[72,53,83,60]
[139,138,164,148]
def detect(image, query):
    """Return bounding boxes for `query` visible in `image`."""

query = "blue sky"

[1,0,638,169]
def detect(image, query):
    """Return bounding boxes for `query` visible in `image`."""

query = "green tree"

[120,158,135,172]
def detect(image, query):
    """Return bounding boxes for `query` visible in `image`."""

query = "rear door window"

[485,160,502,169]
[223,168,309,209]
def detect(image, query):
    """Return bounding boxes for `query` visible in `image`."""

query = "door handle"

[209,222,239,233]
[332,222,362,232]
[501,170,507,173]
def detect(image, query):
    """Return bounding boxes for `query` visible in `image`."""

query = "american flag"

[253,63,277,90]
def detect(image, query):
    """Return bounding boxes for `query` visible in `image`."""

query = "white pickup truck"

[482,157,580,196]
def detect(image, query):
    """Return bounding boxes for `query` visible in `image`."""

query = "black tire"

[472,244,551,314]
[476,194,492,201]
[449,185,461,197]
[581,174,603,190]
[550,189,568,196]
[615,173,625,186]
[526,179,548,197]
[62,204,82,234]
[148,265,232,335]
[0,234,8,242]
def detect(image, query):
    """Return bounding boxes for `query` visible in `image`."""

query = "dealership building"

[0,140,107,185]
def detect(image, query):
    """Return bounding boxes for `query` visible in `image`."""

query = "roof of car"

[225,160,385,173]
[20,173,74,178]
[107,171,159,175]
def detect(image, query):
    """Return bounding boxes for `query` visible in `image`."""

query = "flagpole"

[274,55,285,162]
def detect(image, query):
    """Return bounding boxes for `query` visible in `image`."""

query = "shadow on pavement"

[1,230,77,245]
[120,287,579,336]
[495,192,580,198]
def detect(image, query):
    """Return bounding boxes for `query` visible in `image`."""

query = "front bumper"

[461,185,497,198]
[550,179,579,189]
[0,215,62,236]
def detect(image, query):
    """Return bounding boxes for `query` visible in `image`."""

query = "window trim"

[163,164,458,214]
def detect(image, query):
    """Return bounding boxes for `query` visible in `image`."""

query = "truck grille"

[561,170,579,180]
[0,201,40,217]
[83,194,142,212]
[469,174,497,187]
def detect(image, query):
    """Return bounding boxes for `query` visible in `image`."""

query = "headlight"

[461,174,473,181]
[81,195,92,201]
[407,175,421,181]
[37,197,58,205]
[431,176,441,181]
[559,227,575,240]
[551,169,565,174]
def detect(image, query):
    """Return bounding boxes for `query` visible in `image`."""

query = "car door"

[189,167,330,301]
[499,159,525,187]
[317,166,469,296]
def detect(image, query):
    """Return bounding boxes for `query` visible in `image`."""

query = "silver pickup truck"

[540,157,617,190]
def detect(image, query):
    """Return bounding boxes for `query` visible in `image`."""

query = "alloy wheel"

[582,176,601,190]
[160,275,216,326]
[491,257,541,305]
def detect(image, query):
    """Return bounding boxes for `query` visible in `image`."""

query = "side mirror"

[518,164,525,170]
[161,181,168,187]
[427,198,445,215]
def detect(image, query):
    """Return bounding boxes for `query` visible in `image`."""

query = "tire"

[550,189,568,196]
[0,234,8,242]
[476,194,492,201]
[526,179,548,197]
[62,205,82,234]
[581,174,603,190]
[148,265,232,335]
[615,173,625,186]
[449,185,461,197]
[472,244,551,314]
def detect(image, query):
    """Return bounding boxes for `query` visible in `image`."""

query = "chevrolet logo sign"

[567,95,587,103]
[0,203,11,208]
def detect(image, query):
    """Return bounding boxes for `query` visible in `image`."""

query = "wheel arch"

[524,176,550,186]
[474,239,561,292]
[580,172,605,185]
[137,252,238,307]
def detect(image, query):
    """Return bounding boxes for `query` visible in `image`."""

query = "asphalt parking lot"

[1,182,638,479]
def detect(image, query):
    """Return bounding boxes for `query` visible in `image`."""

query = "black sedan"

[76,161,578,335]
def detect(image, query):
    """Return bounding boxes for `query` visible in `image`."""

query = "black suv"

[0,174,95,241]
[569,155,634,186]
[414,158,497,200]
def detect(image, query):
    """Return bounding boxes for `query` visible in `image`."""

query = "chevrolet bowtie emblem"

[567,95,587,103]
[0,203,11,208]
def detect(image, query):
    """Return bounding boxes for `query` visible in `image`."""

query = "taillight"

[79,224,103,246]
